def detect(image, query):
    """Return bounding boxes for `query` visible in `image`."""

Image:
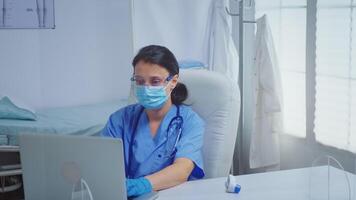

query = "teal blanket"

[0,100,127,145]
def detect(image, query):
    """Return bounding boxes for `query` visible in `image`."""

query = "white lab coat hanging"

[207,0,239,83]
[249,15,284,169]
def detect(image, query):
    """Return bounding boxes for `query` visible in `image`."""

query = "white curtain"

[132,0,212,63]
[132,0,239,82]
[206,0,239,83]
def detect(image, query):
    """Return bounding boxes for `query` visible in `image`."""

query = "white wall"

[0,30,42,109]
[0,0,133,109]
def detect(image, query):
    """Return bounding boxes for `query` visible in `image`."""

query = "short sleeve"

[101,110,125,139]
[175,111,205,179]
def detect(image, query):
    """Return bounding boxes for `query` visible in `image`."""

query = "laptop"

[19,134,158,200]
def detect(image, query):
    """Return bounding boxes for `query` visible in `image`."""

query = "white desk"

[158,166,354,200]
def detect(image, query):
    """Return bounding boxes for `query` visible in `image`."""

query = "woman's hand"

[126,177,152,197]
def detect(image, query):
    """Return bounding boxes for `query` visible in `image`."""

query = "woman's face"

[134,60,178,94]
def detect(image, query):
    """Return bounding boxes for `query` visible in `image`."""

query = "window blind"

[257,0,356,152]
[256,0,307,138]
[314,0,356,152]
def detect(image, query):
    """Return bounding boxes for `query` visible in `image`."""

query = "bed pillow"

[178,60,206,69]
[0,94,36,114]
[0,96,37,120]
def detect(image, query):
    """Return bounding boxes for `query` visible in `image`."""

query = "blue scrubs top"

[101,104,205,180]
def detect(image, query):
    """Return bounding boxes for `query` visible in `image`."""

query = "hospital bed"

[0,99,127,145]
[0,99,127,198]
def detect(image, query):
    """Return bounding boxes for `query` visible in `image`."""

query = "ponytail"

[171,82,188,105]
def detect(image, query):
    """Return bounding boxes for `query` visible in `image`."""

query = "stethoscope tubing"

[126,105,183,178]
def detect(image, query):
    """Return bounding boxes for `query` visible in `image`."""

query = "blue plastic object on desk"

[225,174,241,194]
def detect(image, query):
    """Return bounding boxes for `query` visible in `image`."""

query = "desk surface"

[158,166,354,200]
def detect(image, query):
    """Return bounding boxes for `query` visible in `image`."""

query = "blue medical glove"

[126,177,152,197]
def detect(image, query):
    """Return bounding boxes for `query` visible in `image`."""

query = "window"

[256,0,307,138]
[315,0,356,152]
[256,0,356,153]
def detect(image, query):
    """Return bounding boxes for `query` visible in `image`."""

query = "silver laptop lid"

[19,134,127,200]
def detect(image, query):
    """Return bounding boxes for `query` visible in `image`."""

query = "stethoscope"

[125,105,183,178]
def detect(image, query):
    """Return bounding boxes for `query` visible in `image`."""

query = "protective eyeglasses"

[130,75,173,86]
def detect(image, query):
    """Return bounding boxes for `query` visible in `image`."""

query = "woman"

[102,45,205,197]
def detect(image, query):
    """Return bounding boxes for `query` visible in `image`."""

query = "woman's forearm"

[145,157,194,191]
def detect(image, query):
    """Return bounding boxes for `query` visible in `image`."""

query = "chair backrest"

[180,69,240,178]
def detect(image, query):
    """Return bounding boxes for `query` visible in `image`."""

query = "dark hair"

[132,45,188,105]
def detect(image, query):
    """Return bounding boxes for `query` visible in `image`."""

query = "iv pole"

[226,0,255,174]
